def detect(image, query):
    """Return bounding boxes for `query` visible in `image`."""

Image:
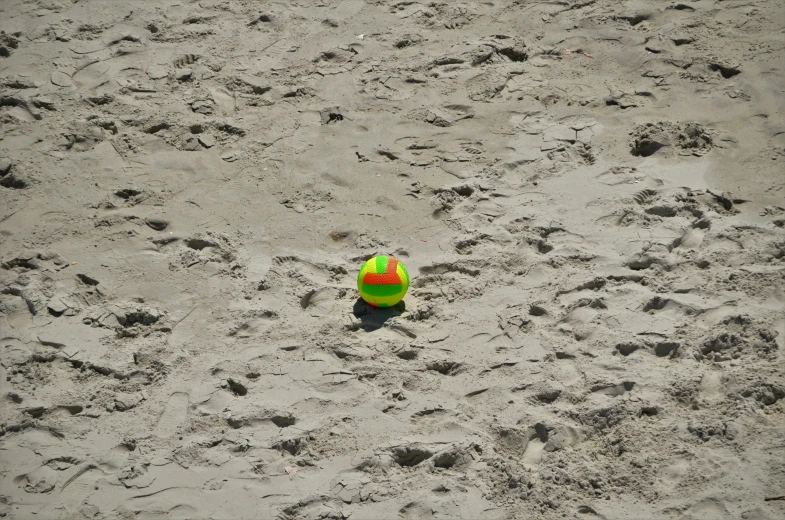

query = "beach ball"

[357,256,409,307]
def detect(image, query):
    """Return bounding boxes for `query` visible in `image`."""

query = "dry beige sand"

[1,0,785,519]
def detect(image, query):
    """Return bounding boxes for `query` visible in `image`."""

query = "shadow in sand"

[352,298,406,331]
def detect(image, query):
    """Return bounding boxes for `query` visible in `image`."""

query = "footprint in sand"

[698,372,724,403]
[61,465,103,514]
[521,424,549,468]
[155,392,189,438]
[267,255,343,287]
[255,38,290,70]
[671,218,710,251]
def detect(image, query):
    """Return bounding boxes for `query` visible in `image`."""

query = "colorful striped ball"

[357,256,409,307]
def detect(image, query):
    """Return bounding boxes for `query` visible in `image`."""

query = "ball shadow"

[352,298,406,332]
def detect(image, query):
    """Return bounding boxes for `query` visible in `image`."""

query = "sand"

[1,0,784,518]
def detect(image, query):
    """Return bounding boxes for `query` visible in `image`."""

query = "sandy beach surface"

[1,1,784,518]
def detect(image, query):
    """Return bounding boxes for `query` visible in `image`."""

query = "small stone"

[175,68,192,81]
[0,158,12,176]
[114,392,143,411]
[144,217,169,231]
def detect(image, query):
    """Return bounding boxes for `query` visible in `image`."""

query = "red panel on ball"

[363,258,402,285]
